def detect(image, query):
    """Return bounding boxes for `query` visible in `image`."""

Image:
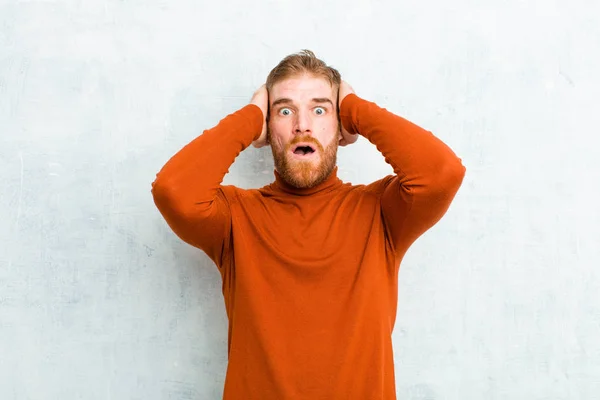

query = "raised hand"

[338,80,359,146]
[251,84,269,148]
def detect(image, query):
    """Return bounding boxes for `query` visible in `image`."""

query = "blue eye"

[279,108,292,116]
[314,107,325,115]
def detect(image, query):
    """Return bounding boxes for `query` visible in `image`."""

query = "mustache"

[287,135,324,152]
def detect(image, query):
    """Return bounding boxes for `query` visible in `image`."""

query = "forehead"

[270,74,335,104]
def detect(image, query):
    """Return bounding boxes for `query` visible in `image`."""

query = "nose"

[293,110,312,135]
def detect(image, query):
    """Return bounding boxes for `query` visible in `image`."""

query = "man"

[152,50,466,399]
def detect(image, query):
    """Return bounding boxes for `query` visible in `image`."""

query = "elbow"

[436,156,466,195]
[151,176,185,219]
[151,176,169,211]
[151,175,213,224]
[151,178,200,242]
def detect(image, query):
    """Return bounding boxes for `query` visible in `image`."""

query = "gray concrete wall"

[1,0,599,398]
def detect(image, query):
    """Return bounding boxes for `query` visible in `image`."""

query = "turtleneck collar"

[271,166,343,196]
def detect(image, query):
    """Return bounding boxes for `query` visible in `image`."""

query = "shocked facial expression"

[267,74,340,189]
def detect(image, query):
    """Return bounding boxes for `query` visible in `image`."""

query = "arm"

[151,89,266,266]
[339,91,466,257]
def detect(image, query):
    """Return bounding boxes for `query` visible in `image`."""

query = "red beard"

[269,132,339,189]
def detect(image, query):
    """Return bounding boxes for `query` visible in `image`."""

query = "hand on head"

[337,80,358,146]
[251,84,269,148]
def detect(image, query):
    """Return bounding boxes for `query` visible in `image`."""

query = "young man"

[152,50,466,399]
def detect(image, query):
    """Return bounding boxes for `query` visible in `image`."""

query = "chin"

[285,164,334,189]
[273,141,338,189]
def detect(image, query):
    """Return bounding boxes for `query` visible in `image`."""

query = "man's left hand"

[338,80,359,146]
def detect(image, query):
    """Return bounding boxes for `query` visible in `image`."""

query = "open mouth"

[292,144,316,156]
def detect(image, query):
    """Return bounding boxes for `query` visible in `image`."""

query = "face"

[267,73,340,189]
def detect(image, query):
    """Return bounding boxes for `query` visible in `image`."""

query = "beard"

[268,129,339,189]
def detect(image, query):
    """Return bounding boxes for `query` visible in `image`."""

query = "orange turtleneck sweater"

[151,93,466,399]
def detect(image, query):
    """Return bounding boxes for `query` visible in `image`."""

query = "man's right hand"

[251,84,269,148]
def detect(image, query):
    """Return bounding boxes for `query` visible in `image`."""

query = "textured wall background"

[1,0,599,399]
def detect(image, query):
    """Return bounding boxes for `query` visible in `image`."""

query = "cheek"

[268,124,288,149]
[317,119,340,143]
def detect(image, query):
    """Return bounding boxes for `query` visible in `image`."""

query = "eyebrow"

[271,97,335,108]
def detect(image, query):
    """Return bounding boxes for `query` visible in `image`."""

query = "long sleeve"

[151,104,264,266]
[340,94,466,257]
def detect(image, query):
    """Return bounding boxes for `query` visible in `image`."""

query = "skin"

[250,74,358,188]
